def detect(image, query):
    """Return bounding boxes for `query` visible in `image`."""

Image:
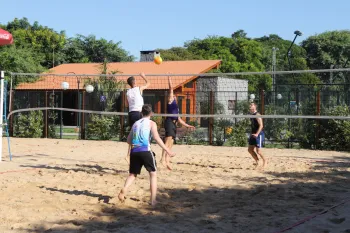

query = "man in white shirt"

[125,72,150,163]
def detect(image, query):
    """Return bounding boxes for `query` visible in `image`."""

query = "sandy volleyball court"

[0,138,349,233]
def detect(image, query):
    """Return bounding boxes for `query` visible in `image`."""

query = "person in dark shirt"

[160,75,195,170]
[248,102,266,170]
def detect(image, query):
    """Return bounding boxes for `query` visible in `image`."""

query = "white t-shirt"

[127,86,144,112]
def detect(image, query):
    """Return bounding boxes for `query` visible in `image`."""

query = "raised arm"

[168,75,174,103]
[150,121,175,156]
[139,72,150,93]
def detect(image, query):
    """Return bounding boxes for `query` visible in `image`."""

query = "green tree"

[157,47,202,61]
[184,32,271,91]
[3,17,67,69]
[255,34,320,87]
[63,35,135,63]
[0,18,66,71]
[301,30,350,73]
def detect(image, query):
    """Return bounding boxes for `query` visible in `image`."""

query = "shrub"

[14,111,43,138]
[225,119,250,147]
[86,115,119,140]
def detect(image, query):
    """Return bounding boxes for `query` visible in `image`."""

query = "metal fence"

[6,69,350,150]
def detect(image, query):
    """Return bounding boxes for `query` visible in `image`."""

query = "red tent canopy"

[0,28,13,46]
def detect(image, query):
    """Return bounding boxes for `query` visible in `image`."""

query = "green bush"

[86,115,119,140]
[297,104,350,151]
[14,111,43,138]
[317,105,350,151]
[225,119,250,147]
[48,110,58,139]
[264,105,292,147]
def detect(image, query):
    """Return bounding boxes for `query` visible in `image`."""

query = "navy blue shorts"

[164,118,177,139]
[249,131,265,148]
[128,111,142,128]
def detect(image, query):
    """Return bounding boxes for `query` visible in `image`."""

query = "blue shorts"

[249,131,265,148]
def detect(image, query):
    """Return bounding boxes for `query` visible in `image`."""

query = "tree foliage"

[0,17,134,73]
[63,35,135,64]
[301,30,350,83]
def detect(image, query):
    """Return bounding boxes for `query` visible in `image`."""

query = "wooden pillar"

[45,91,48,138]
[209,91,214,145]
[155,100,161,113]
[193,81,197,124]
[164,91,168,113]
[81,91,86,139]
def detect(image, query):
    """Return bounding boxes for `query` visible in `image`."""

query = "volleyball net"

[5,68,350,151]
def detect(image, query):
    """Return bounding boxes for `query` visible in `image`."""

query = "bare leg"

[118,173,136,202]
[248,146,259,169]
[160,137,172,169]
[256,148,266,170]
[165,138,174,170]
[125,145,131,165]
[149,172,157,206]
[160,137,168,168]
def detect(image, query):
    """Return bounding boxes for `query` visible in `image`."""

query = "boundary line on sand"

[273,197,350,233]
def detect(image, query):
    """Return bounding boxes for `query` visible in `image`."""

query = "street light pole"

[286,30,302,72]
[286,30,302,115]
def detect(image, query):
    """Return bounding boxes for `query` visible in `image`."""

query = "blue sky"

[1,0,349,59]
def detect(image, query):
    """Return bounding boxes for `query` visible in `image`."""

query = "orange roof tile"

[16,60,221,90]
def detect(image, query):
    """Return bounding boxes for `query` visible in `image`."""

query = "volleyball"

[154,56,162,65]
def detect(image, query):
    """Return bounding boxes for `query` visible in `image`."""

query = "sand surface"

[0,138,349,233]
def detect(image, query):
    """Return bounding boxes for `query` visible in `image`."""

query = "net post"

[209,91,214,145]
[81,91,86,139]
[60,91,63,139]
[0,71,4,162]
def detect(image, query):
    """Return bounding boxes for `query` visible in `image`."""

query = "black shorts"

[128,111,142,128]
[129,151,157,174]
[164,118,177,139]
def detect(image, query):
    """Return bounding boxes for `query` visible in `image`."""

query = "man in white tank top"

[126,72,150,127]
[125,73,150,164]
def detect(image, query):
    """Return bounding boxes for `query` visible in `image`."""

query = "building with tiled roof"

[13,52,222,136]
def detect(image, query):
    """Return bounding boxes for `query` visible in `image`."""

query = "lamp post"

[286,30,302,115]
[250,94,255,102]
[286,30,302,74]
[61,74,94,139]
[60,80,69,139]
[272,47,279,109]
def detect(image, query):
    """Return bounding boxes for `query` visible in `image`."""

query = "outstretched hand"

[187,125,196,131]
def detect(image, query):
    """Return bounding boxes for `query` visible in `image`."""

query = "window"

[177,96,183,114]
[184,81,194,88]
